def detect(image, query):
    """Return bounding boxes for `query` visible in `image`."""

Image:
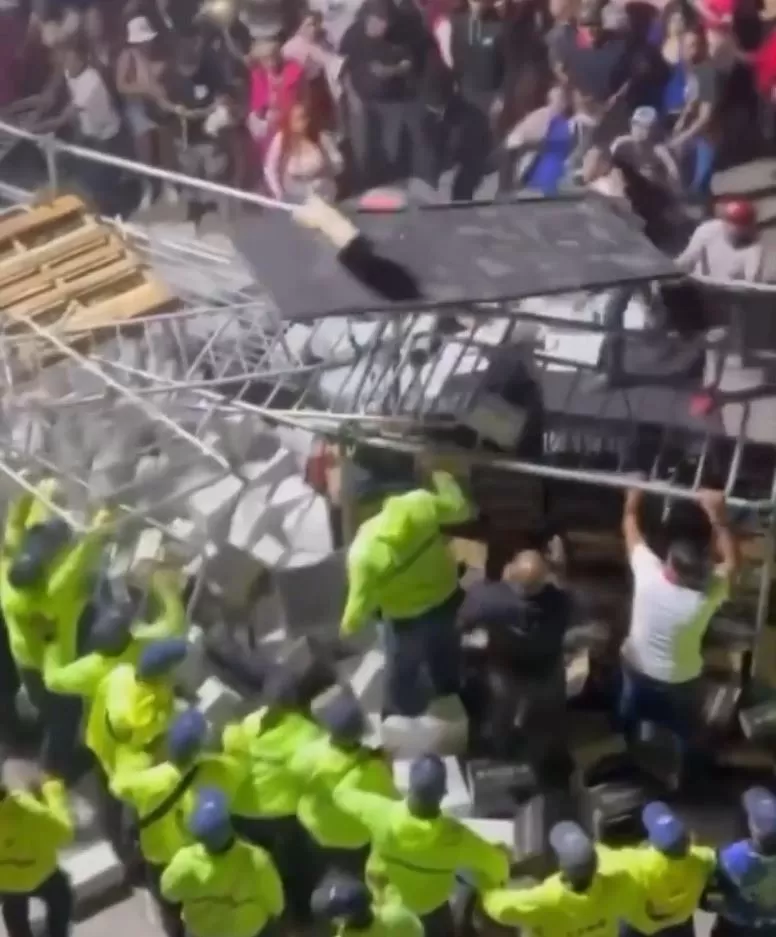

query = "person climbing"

[333,752,510,937]
[161,787,284,937]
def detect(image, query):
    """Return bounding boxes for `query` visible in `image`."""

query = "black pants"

[2,868,73,937]
[0,618,24,748]
[420,902,455,937]
[349,97,433,189]
[232,815,318,922]
[622,920,696,937]
[20,669,84,782]
[146,862,184,937]
[450,93,496,200]
[711,919,776,937]
[316,844,370,884]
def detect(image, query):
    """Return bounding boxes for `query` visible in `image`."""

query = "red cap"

[719,199,756,227]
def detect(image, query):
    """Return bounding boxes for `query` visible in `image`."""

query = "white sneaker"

[163,184,179,205]
[138,185,154,211]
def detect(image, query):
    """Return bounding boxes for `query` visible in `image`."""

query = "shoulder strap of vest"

[137,764,200,831]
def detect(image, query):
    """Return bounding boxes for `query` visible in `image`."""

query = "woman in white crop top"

[264,95,343,202]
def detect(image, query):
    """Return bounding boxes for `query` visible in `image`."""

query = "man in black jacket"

[447,0,508,198]
[340,0,432,189]
[459,547,571,755]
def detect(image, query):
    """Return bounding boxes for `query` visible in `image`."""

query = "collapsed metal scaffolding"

[0,119,774,672]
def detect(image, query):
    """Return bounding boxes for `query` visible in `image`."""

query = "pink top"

[249,59,304,119]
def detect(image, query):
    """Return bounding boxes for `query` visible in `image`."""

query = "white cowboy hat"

[127,16,158,44]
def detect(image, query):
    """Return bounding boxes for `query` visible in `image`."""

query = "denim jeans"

[688,137,716,196]
[1,869,73,937]
[617,662,701,749]
[383,589,463,718]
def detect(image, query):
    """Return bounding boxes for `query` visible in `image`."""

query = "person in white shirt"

[676,199,765,282]
[34,38,122,147]
[619,486,738,766]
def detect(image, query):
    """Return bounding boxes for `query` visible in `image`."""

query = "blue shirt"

[662,63,686,114]
[525,115,573,196]
[716,841,776,927]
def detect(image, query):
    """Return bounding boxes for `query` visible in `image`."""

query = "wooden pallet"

[0,195,176,343]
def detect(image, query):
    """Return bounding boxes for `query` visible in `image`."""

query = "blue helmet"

[137,638,187,680]
[189,787,232,848]
[167,709,208,765]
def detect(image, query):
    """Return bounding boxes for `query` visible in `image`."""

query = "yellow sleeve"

[332,786,397,842]
[46,525,108,601]
[110,758,173,804]
[453,824,510,889]
[481,883,552,928]
[160,852,194,903]
[39,778,75,844]
[3,493,33,557]
[342,754,398,799]
[133,570,187,641]
[429,472,472,526]
[340,547,379,637]
[43,651,112,697]
[222,710,266,757]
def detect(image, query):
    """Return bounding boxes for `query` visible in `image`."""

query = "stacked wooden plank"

[0,195,176,343]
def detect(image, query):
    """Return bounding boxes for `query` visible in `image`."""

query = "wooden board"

[0,196,178,358]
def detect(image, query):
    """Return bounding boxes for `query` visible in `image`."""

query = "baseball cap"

[743,787,776,839]
[549,821,596,872]
[642,802,688,854]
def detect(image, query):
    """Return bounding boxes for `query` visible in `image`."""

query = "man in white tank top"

[619,486,738,758]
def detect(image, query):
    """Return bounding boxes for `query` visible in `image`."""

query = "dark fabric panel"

[234,197,678,321]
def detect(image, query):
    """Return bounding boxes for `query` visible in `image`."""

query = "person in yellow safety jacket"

[112,708,242,937]
[332,752,509,937]
[54,633,187,859]
[0,483,111,778]
[482,821,642,937]
[311,873,424,937]
[619,803,715,937]
[161,786,284,937]
[221,669,324,923]
[287,691,398,882]
[340,469,471,718]
[0,773,75,937]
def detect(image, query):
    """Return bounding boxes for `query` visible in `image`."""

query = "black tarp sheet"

[234,197,679,321]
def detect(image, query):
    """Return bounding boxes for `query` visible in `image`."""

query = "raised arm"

[428,471,472,526]
[698,489,738,582]
[43,651,112,697]
[622,487,644,556]
[132,569,187,641]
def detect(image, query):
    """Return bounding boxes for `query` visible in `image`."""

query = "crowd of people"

[0,0,774,240]
[0,459,766,937]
